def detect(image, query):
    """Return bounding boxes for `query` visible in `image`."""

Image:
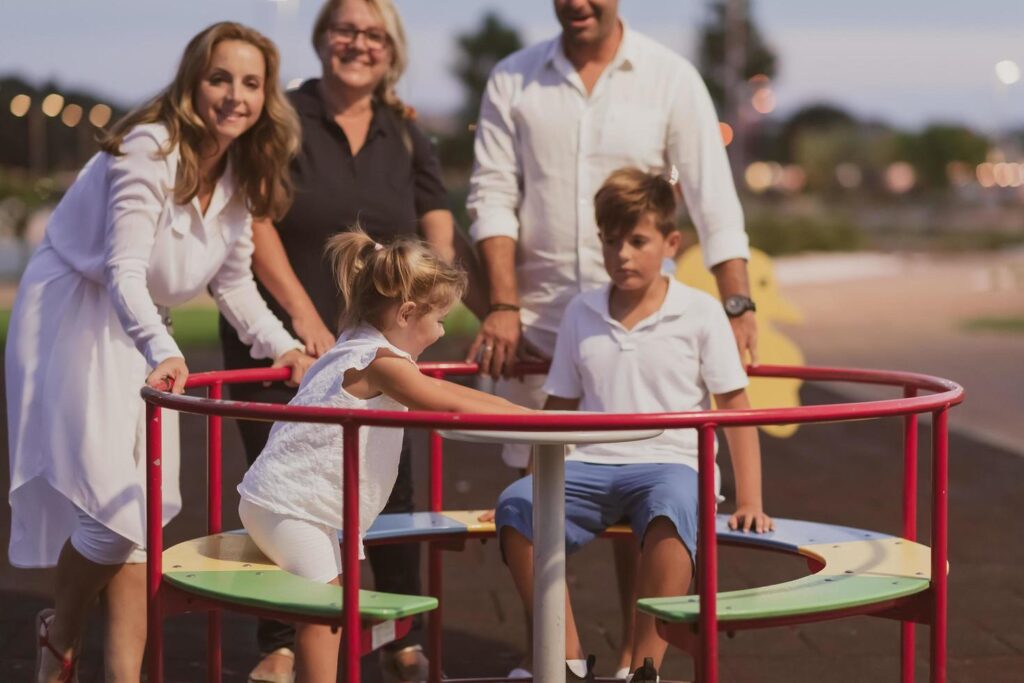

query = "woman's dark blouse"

[221,79,449,362]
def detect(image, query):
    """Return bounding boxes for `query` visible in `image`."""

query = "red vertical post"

[146,402,164,683]
[901,387,919,683]
[697,424,718,683]
[930,408,949,683]
[343,423,362,683]
[428,370,444,683]
[207,382,223,683]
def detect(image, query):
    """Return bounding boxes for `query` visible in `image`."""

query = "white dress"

[238,325,410,538]
[5,124,300,568]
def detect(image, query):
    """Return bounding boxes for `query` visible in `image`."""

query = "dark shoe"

[629,657,659,683]
[566,654,597,682]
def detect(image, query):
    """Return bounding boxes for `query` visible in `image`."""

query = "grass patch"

[169,307,221,347]
[961,316,1024,334]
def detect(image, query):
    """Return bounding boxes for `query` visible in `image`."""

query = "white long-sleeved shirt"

[467,25,749,335]
[44,123,300,366]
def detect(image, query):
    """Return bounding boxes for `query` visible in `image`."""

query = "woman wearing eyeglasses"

[218,2,483,682]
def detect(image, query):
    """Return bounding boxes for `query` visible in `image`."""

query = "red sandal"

[35,609,78,683]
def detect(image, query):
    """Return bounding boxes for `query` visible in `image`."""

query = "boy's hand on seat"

[477,509,496,523]
[728,505,774,533]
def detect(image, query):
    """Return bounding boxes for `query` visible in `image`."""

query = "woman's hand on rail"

[273,348,315,387]
[147,357,189,394]
[292,311,335,358]
[728,505,774,534]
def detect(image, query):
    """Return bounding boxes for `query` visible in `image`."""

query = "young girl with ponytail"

[237,229,525,683]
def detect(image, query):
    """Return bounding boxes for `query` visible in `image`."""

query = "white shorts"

[70,507,147,565]
[239,498,361,584]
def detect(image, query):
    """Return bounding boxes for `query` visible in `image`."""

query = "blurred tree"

[697,0,777,112]
[895,124,990,189]
[452,12,523,129]
[779,103,857,163]
[438,12,523,173]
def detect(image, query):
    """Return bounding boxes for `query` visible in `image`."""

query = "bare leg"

[42,541,122,681]
[631,518,693,671]
[501,527,584,668]
[102,563,147,682]
[294,577,341,683]
[612,535,640,672]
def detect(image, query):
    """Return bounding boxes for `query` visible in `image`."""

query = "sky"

[3,0,1024,132]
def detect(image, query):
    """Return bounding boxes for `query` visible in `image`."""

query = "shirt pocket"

[596,104,668,169]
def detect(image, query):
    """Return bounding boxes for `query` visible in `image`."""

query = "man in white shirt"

[466,0,759,675]
[466,0,757,450]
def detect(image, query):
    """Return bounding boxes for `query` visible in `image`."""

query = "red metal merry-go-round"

[140,362,962,683]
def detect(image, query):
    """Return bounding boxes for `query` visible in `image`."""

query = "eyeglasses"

[326,24,390,51]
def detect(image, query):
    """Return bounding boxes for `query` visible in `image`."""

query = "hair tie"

[373,242,384,251]
[667,165,680,186]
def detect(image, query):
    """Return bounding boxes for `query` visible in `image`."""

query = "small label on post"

[371,620,396,650]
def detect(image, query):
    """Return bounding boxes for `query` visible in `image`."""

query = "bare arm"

[250,218,335,357]
[421,209,489,320]
[715,388,772,533]
[426,375,523,409]
[419,209,457,264]
[465,236,539,379]
[370,356,531,414]
[711,257,758,366]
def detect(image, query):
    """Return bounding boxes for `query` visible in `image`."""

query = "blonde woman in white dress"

[5,22,313,682]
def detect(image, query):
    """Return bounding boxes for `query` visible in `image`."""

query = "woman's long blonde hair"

[311,0,410,118]
[99,22,300,220]
[326,227,466,333]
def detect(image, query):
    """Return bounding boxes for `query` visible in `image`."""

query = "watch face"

[724,296,753,316]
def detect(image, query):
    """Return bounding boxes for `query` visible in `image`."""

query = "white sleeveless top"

[238,325,413,533]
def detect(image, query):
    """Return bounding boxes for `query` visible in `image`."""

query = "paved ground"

[1,250,1022,681]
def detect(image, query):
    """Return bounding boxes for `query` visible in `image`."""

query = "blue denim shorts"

[494,461,699,562]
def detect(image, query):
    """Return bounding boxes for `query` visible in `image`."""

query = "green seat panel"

[165,569,438,620]
[637,573,930,623]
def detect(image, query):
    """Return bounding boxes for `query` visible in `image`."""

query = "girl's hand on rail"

[273,349,315,387]
[147,357,189,394]
[728,505,774,534]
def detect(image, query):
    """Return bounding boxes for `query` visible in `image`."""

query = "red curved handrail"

[141,362,963,430]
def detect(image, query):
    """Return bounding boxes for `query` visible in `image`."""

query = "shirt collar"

[546,19,637,77]
[581,276,692,327]
[292,78,391,141]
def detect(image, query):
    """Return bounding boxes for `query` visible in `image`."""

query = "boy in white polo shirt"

[494,168,773,682]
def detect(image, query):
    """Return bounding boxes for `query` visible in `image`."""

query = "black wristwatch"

[723,295,756,318]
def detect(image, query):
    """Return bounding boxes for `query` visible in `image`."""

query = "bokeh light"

[61,103,83,128]
[976,162,995,188]
[9,94,31,117]
[88,103,112,128]
[835,163,863,189]
[745,161,783,193]
[719,121,734,146]
[41,93,65,117]
[995,60,1021,86]
[885,162,916,194]
[751,88,776,114]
